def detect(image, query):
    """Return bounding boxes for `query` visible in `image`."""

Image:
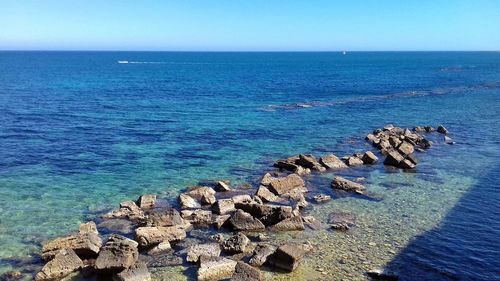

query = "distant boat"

[117,60,129,64]
[342,51,347,55]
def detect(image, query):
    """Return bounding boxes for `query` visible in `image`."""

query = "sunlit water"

[0,52,499,280]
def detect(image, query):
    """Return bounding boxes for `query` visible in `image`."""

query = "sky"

[1,0,499,51]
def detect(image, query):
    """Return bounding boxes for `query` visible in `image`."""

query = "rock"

[146,208,185,227]
[213,214,231,229]
[137,194,156,209]
[135,226,187,247]
[295,154,326,172]
[213,199,235,215]
[294,166,311,176]
[424,126,435,132]
[186,186,217,200]
[232,194,253,204]
[252,196,264,205]
[249,244,276,267]
[79,221,98,234]
[228,210,265,231]
[103,201,145,222]
[209,233,225,243]
[178,194,201,209]
[444,135,455,144]
[365,133,379,143]
[187,243,221,263]
[232,261,264,281]
[397,141,414,156]
[95,235,139,273]
[302,216,324,230]
[114,262,151,281]
[383,124,395,131]
[215,181,232,192]
[416,138,432,149]
[35,249,83,281]
[375,139,392,151]
[222,233,251,254]
[362,151,378,164]
[41,233,102,261]
[413,126,425,132]
[269,216,305,232]
[319,154,348,170]
[255,186,280,203]
[146,256,183,268]
[328,212,356,231]
[437,125,448,135]
[180,209,213,226]
[274,156,301,172]
[399,159,416,169]
[98,219,135,236]
[345,156,364,166]
[198,256,237,281]
[147,241,171,255]
[331,176,365,194]
[0,271,23,281]
[260,173,277,186]
[267,174,305,196]
[268,244,312,272]
[405,153,418,165]
[234,203,293,226]
[313,194,331,203]
[383,149,405,167]
[201,194,217,205]
[366,268,399,280]
[389,136,402,148]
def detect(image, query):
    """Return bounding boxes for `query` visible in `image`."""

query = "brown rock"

[137,194,156,209]
[249,244,276,267]
[187,243,221,263]
[103,201,145,222]
[198,256,237,281]
[345,156,364,166]
[319,154,348,170]
[178,194,201,209]
[267,174,305,196]
[228,210,265,231]
[232,261,264,281]
[147,208,184,227]
[295,154,326,172]
[147,241,171,255]
[185,186,217,200]
[384,149,405,167]
[95,235,139,273]
[399,159,416,169]
[268,244,312,272]
[114,262,151,281]
[302,216,324,230]
[135,226,187,247]
[79,221,98,235]
[180,209,213,226]
[361,151,378,164]
[397,141,414,156]
[222,233,251,254]
[41,233,102,261]
[232,194,253,204]
[269,216,304,232]
[213,214,231,229]
[215,181,232,192]
[234,203,293,226]
[331,176,365,194]
[213,199,235,215]
[35,249,83,281]
[255,186,280,203]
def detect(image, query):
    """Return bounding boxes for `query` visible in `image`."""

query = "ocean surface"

[0,51,499,280]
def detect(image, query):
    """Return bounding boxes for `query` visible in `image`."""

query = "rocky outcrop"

[41,233,102,261]
[331,176,365,194]
[35,249,83,281]
[197,256,237,281]
[95,235,139,273]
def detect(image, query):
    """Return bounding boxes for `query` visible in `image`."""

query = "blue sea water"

[0,51,499,280]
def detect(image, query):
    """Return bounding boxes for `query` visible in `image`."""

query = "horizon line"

[0,49,499,53]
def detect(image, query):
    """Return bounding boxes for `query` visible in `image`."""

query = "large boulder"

[185,186,217,200]
[249,244,276,267]
[232,261,264,281]
[215,181,232,192]
[103,201,145,222]
[95,235,139,273]
[213,199,235,215]
[178,194,201,209]
[331,176,365,194]
[79,221,98,235]
[295,154,326,172]
[267,174,305,196]
[397,141,414,156]
[197,256,237,281]
[187,243,221,263]
[135,226,187,247]
[35,249,83,281]
[228,210,265,231]
[41,233,102,261]
[181,209,214,226]
[383,149,405,167]
[319,154,348,170]
[361,151,378,164]
[113,262,151,281]
[146,208,185,227]
[234,203,293,226]
[137,194,156,209]
[437,124,448,134]
[267,244,312,272]
[269,216,305,232]
[274,156,301,172]
[222,233,251,254]
[345,156,364,166]
[255,186,280,203]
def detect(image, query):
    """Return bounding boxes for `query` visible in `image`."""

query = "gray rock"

[249,244,276,267]
[295,154,326,172]
[424,126,435,132]
[137,194,156,209]
[302,216,324,230]
[135,225,187,247]
[197,255,237,281]
[383,149,405,167]
[331,176,365,194]
[361,151,378,164]
[113,262,151,281]
[215,181,232,192]
[178,194,201,209]
[366,268,399,280]
[444,135,455,144]
[399,159,416,169]
[397,141,414,156]
[234,203,293,226]
[35,249,83,281]
[437,125,448,135]
[222,233,251,254]
[313,194,331,203]
[345,156,364,166]
[232,194,253,204]
[180,209,213,226]
[232,261,264,281]
[268,244,312,272]
[213,214,231,229]
[255,186,280,203]
[187,243,221,263]
[146,241,171,255]
[146,208,185,227]
[319,154,348,170]
[79,221,98,235]
[267,174,305,196]
[95,235,139,273]
[213,199,235,215]
[228,210,265,231]
[269,216,305,232]
[41,233,102,261]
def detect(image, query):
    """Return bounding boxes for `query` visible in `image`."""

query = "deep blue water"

[0,52,499,279]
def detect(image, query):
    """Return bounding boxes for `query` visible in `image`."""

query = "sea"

[0,51,499,280]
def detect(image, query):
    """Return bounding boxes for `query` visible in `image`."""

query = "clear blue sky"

[1,0,499,51]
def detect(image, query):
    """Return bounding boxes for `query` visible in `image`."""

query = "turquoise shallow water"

[0,52,499,279]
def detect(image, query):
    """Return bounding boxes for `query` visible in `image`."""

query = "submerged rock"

[269,216,305,232]
[35,249,83,281]
[331,176,365,194]
[197,255,237,281]
[114,262,151,281]
[41,233,102,261]
[328,212,356,231]
[95,235,139,273]
[232,261,264,281]
[268,244,312,272]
